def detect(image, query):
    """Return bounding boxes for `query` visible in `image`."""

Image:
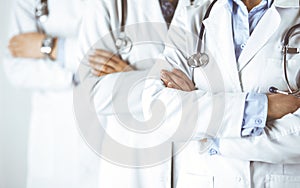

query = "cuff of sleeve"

[72,73,80,86]
[207,138,220,156]
[241,92,268,137]
[56,38,66,67]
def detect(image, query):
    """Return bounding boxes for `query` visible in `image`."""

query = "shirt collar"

[227,0,273,11]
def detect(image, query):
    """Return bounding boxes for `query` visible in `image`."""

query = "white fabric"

[77,0,191,187]
[3,0,100,187]
[141,0,300,187]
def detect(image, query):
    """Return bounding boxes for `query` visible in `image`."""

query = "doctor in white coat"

[77,0,185,187]
[141,0,300,187]
[4,0,99,187]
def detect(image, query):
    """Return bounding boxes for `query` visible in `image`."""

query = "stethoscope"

[187,0,218,69]
[115,0,133,54]
[35,0,49,34]
[188,0,300,97]
[115,0,182,54]
[269,23,300,96]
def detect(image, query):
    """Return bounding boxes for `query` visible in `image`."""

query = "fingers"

[88,49,132,77]
[160,69,195,91]
[8,36,19,56]
[93,49,124,65]
[93,49,129,72]
[7,33,45,58]
[161,70,183,90]
[90,69,107,77]
[172,68,195,90]
[88,55,116,73]
[8,46,23,57]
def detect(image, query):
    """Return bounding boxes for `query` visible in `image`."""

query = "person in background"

[4,0,100,187]
[77,0,182,187]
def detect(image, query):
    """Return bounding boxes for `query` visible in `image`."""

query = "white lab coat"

[3,0,100,187]
[77,0,188,187]
[141,0,300,187]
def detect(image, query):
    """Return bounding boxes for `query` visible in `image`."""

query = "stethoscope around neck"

[187,0,218,69]
[114,0,183,54]
[188,0,300,97]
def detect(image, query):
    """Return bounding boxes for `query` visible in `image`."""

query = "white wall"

[0,0,31,187]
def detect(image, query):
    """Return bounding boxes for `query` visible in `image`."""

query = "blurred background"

[0,0,31,187]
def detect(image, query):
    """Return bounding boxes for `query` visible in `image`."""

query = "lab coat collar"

[188,0,299,7]
[227,0,272,11]
[187,0,219,6]
[202,0,242,89]
[274,0,300,8]
[237,4,280,71]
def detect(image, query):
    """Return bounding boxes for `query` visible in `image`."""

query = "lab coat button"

[255,119,262,125]
[241,43,246,49]
[209,148,218,155]
[235,176,242,182]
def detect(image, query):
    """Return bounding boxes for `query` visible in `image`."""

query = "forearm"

[3,52,74,90]
[4,0,77,90]
[142,70,247,141]
[219,111,300,164]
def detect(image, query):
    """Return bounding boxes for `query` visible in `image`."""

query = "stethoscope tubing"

[190,0,300,96]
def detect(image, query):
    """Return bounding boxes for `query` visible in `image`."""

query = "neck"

[242,0,262,11]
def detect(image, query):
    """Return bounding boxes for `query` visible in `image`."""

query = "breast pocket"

[265,175,300,188]
[176,173,214,188]
[259,58,299,93]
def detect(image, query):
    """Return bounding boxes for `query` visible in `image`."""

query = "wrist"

[50,37,57,60]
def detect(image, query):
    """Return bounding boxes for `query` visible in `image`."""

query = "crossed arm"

[160,68,300,163]
[160,68,300,121]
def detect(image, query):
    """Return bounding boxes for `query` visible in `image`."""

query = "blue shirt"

[230,0,273,60]
[231,0,271,137]
[209,0,271,155]
[57,38,65,67]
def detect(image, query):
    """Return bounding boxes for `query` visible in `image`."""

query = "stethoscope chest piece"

[115,32,132,54]
[35,0,49,23]
[187,52,209,68]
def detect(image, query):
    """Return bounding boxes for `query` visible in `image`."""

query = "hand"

[8,32,57,59]
[88,49,134,77]
[160,68,195,91]
[267,94,300,121]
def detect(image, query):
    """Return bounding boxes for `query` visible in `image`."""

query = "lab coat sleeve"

[141,58,247,141]
[140,4,248,140]
[2,0,78,91]
[77,0,140,116]
[77,1,246,141]
[162,2,300,163]
[76,0,117,93]
[218,111,300,164]
[77,0,113,64]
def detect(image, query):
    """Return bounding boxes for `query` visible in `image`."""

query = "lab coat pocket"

[260,59,299,93]
[265,175,300,188]
[176,173,214,188]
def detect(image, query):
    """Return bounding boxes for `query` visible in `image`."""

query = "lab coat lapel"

[202,0,241,89]
[238,5,281,71]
